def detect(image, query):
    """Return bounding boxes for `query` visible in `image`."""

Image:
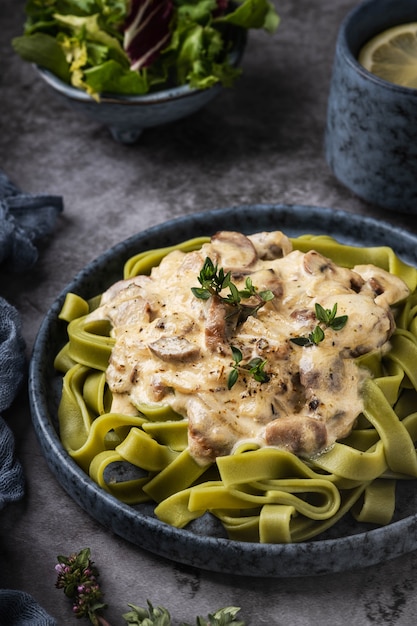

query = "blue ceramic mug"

[325,0,417,213]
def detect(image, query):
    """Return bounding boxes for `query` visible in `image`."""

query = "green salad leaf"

[83,58,149,93]
[216,0,279,32]
[12,0,280,98]
[12,31,71,82]
[53,12,127,62]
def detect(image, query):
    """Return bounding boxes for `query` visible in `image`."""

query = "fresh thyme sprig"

[191,257,274,324]
[228,345,270,389]
[290,302,348,347]
[55,548,246,625]
[124,602,245,626]
[191,257,230,300]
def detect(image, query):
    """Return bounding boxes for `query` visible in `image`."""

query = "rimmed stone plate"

[29,204,417,577]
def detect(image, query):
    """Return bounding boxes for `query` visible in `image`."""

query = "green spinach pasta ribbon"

[55,233,417,543]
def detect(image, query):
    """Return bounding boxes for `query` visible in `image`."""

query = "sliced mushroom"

[153,313,195,336]
[303,251,369,294]
[107,296,151,330]
[210,231,257,270]
[303,250,336,275]
[100,275,152,305]
[317,293,394,356]
[290,308,316,324]
[349,271,366,293]
[147,336,200,362]
[187,395,243,464]
[88,278,153,328]
[204,295,228,352]
[353,264,410,306]
[248,230,293,259]
[150,375,169,401]
[178,249,208,273]
[299,354,344,393]
[264,416,328,457]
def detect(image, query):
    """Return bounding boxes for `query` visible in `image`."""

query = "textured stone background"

[1,1,417,624]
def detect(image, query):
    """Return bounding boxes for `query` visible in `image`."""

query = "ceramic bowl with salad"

[13,0,279,143]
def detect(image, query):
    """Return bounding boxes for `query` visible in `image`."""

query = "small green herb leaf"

[259,289,275,302]
[248,357,270,383]
[314,302,332,325]
[123,600,171,625]
[290,302,348,348]
[227,368,239,390]
[189,606,246,626]
[228,347,269,388]
[314,302,348,331]
[192,257,275,326]
[331,315,349,331]
[310,325,325,345]
[227,282,241,304]
[190,287,211,300]
[290,336,311,347]
[231,345,243,364]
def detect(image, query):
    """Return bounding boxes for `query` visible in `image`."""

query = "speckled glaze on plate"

[29,204,417,577]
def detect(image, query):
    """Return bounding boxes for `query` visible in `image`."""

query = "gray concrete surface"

[2,0,417,624]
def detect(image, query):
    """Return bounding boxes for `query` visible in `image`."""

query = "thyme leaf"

[124,603,246,625]
[290,302,348,347]
[228,346,270,389]
[314,302,348,330]
[192,257,274,324]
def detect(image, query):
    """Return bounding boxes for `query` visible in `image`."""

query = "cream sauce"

[87,231,409,465]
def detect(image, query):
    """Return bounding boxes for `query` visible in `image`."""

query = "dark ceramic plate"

[29,204,417,577]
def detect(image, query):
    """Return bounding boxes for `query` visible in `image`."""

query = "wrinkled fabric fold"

[0,296,25,509]
[0,590,57,626]
[0,169,63,272]
[0,169,63,624]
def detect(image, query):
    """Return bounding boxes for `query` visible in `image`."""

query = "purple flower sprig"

[55,548,110,625]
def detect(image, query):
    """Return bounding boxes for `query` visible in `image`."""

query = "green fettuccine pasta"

[55,233,417,543]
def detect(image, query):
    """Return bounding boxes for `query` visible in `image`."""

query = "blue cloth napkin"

[0,590,57,626]
[0,296,25,509]
[0,170,61,625]
[0,170,63,272]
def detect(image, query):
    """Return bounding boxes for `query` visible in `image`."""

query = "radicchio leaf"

[215,0,230,16]
[123,0,174,71]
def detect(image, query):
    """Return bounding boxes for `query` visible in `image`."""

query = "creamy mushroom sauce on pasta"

[87,231,409,466]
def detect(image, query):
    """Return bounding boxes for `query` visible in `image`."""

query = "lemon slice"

[358,22,417,88]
